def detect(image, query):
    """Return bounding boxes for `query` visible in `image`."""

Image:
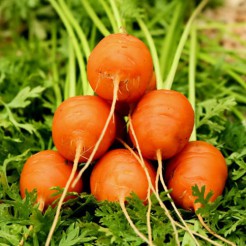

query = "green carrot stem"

[99,0,118,33]
[89,24,97,50]
[80,0,110,36]
[59,0,91,59]
[58,0,92,94]
[189,25,197,142]
[49,0,87,94]
[51,22,62,107]
[108,0,122,31]
[164,0,209,90]
[137,18,163,90]
[159,1,184,81]
[65,39,76,98]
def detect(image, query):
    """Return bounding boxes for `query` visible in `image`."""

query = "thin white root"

[119,117,181,246]
[117,138,154,245]
[174,221,223,246]
[18,200,45,246]
[18,225,34,246]
[156,149,200,246]
[146,183,153,245]
[155,161,180,246]
[72,76,120,188]
[197,214,236,246]
[119,198,151,245]
[45,143,82,246]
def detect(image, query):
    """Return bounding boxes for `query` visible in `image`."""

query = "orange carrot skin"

[90,149,156,202]
[20,150,83,208]
[129,89,194,160]
[165,141,228,211]
[87,33,153,103]
[52,95,116,162]
[105,71,157,117]
[144,71,156,95]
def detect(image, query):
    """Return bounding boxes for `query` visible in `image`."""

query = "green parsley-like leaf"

[7,86,45,109]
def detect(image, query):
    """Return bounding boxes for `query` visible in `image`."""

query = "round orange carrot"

[52,95,116,162]
[90,148,157,244]
[164,141,236,246]
[165,140,228,211]
[87,33,153,103]
[20,150,83,209]
[105,70,157,116]
[129,89,194,160]
[90,148,156,202]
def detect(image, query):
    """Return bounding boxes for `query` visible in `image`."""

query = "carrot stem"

[164,0,208,90]
[189,24,197,142]
[49,0,87,94]
[137,18,163,90]
[80,0,110,36]
[45,143,82,246]
[108,0,122,31]
[72,76,119,188]
[159,1,184,82]
[65,38,76,98]
[59,0,91,59]
[156,149,200,246]
[188,20,236,246]
[98,0,118,33]
[51,22,62,108]
[59,0,93,95]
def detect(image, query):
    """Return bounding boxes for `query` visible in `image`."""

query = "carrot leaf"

[0,0,245,245]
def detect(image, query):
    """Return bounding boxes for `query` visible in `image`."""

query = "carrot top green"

[0,0,245,245]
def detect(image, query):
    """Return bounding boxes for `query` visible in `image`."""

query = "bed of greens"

[0,0,245,245]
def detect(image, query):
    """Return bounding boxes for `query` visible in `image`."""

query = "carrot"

[45,95,116,246]
[165,140,236,246]
[116,138,182,245]
[52,95,116,162]
[165,141,227,211]
[105,70,157,117]
[87,33,153,103]
[20,150,83,208]
[144,71,156,95]
[129,89,194,160]
[90,148,156,245]
[19,150,82,246]
[128,89,199,245]
[90,148,156,202]
[72,33,153,185]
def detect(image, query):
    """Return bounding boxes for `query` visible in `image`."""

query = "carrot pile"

[19,29,234,246]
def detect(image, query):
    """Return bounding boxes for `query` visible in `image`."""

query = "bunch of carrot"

[18,29,236,246]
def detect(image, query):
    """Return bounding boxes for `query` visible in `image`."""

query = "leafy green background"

[0,0,245,245]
